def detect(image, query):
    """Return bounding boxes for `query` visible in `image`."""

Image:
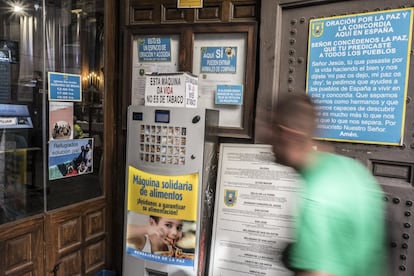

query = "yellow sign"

[128,166,199,221]
[177,0,202,8]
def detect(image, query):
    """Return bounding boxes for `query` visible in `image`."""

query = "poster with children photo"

[48,138,94,180]
[49,102,74,140]
[126,211,196,267]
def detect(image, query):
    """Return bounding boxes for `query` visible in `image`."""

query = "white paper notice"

[209,144,301,276]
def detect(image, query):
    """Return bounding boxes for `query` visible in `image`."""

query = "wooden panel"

[58,217,82,253]
[58,251,82,276]
[104,0,119,271]
[196,5,222,21]
[15,272,32,276]
[45,199,107,276]
[127,0,258,24]
[0,216,44,276]
[129,0,160,24]
[85,209,105,241]
[84,239,106,274]
[232,2,257,20]
[162,4,187,22]
[5,234,31,270]
[131,6,155,23]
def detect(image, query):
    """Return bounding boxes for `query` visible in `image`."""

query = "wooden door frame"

[103,0,119,271]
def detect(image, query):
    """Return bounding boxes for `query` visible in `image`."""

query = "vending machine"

[123,105,219,276]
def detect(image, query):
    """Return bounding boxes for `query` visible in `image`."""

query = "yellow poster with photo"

[128,166,199,221]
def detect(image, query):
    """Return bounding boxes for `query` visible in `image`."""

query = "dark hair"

[275,94,317,136]
[150,216,160,223]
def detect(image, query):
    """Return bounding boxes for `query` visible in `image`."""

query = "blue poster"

[0,104,32,129]
[49,138,94,180]
[307,8,413,145]
[48,72,82,101]
[138,37,172,62]
[215,84,243,105]
[200,47,237,73]
[126,247,193,267]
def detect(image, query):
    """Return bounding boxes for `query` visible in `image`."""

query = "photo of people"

[48,138,94,180]
[73,143,93,174]
[51,120,72,139]
[49,102,74,140]
[126,213,196,260]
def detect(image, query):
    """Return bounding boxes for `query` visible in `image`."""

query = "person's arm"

[126,224,148,250]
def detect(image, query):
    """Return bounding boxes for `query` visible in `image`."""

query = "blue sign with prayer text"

[307,8,413,145]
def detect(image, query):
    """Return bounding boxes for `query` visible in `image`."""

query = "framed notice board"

[209,143,299,276]
[123,23,257,140]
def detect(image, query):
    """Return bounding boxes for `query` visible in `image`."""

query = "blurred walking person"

[273,94,387,276]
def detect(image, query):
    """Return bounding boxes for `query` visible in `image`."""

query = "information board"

[144,72,198,108]
[193,33,246,128]
[138,37,172,62]
[131,35,180,106]
[209,144,299,276]
[48,72,82,101]
[307,8,413,145]
[0,104,32,129]
[200,46,237,74]
[215,84,243,105]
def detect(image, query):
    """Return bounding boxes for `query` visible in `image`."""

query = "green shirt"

[288,152,387,276]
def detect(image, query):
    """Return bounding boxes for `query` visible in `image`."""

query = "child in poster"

[126,166,199,266]
[126,214,195,260]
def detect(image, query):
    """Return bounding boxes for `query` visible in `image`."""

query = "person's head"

[149,216,183,243]
[272,94,317,171]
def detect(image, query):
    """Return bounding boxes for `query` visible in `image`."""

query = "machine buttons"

[139,124,187,165]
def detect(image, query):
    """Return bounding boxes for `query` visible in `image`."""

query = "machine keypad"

[139,124,187,165]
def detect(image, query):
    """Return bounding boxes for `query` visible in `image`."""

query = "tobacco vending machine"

[123,105,219,276]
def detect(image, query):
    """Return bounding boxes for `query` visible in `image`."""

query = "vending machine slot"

[146,268,168,276]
